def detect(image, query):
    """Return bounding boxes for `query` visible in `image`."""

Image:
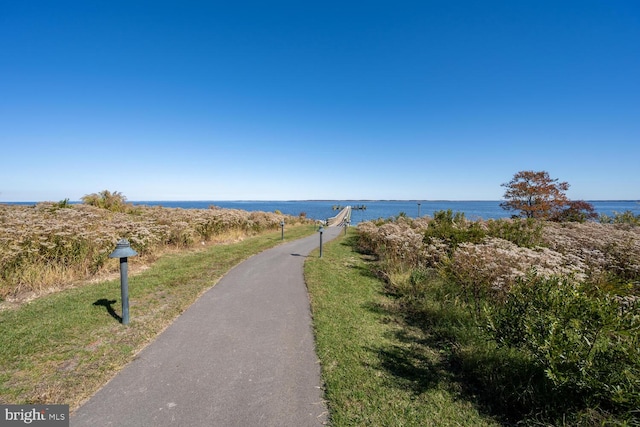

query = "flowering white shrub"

[541,221,640,284]
[357,215,640,296]
[357,220,428,269]
[447,238,588,302]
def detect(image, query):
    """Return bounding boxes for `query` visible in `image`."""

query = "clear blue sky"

[2,1,639,202]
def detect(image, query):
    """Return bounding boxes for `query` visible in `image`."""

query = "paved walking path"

[71,224,345,427]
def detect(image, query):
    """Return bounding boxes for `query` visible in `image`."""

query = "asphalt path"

[71,225,344,427]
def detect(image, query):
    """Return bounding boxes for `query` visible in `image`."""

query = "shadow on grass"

[357,265,595,426]
[343,229,631,425]
[93,299,123,323]
[347,241,563,425]
[363,294,549,425]
[366,329,445,395]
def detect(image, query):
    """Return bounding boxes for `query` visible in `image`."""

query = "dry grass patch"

[0,203,312,302]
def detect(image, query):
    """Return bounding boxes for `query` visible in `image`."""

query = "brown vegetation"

[501,170,597,221]
[0,202,311,302]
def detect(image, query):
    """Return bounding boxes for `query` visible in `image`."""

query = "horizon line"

[2,199,639,204]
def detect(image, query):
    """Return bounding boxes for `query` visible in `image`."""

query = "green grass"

[0,224,317,409]
[305,230,499,426]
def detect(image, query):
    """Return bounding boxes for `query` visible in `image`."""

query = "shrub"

[600,210,640,226]
[81,190,130,212]
[488,274,640,413]
[355,214,640,423]
[53,198,73,210]
[441,237,588,314]
[354,221,379,255]
[542,221,640,290]
[423,210,486,252]
[373,222,425,271]
[552,200,598,223]
[485,217,544,248]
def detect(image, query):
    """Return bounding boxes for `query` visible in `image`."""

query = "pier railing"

[326,206,351,226]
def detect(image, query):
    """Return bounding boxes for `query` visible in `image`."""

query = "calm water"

[130,200,640,224]
[5,200,638,224]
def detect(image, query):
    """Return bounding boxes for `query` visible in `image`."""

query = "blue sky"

[1,1,639,201]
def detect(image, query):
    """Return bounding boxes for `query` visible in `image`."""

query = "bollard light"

[109,239,138,325]
[417,202,421,218]
[280,220,285,240]
[344,219,349,235]
[318,225,324,258]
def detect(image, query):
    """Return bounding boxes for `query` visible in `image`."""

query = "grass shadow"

[363,299,457,387]
[341,229,625,425]
[365,329,445,395]
[351,249,544,424]
[93,299,122,323]
[363,274,587,425]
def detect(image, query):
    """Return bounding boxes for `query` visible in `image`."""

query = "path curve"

[71,225,344,427]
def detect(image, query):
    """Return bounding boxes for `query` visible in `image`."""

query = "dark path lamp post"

[280,221,285,240]
[109,239,138,325]
[417,202,421,218]
[318,226,324,258]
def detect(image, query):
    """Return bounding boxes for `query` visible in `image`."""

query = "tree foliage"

[500,171,570,219]
[500,171,598,222]
[552,200,598,223]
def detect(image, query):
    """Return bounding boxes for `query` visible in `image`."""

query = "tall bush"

[423,210,486,252]
[488,274,640,413]
[485,217,544,248]
[81,190,130,212]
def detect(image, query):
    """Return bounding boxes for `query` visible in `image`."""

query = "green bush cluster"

[422,210,544,251]
[422,210,486,251]
[356,211,640,424]
[489,273,640,413]
[600,210,640,226]
[485,217,544,248]
[81,190,132,213]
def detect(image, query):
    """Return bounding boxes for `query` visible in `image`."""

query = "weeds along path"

[71,225,344,427]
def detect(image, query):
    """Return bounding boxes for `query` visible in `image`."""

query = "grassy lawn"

[0,224,317,410]
[305,230,500,426]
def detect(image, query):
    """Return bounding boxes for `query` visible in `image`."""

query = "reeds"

[0,203,311,300]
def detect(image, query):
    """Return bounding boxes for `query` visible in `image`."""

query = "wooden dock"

[326,206,351,226]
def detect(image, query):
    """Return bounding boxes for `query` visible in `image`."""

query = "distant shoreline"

[3,200,638,225]
[3,199,639,205]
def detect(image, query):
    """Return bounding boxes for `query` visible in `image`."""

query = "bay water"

[131,200,640,224]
